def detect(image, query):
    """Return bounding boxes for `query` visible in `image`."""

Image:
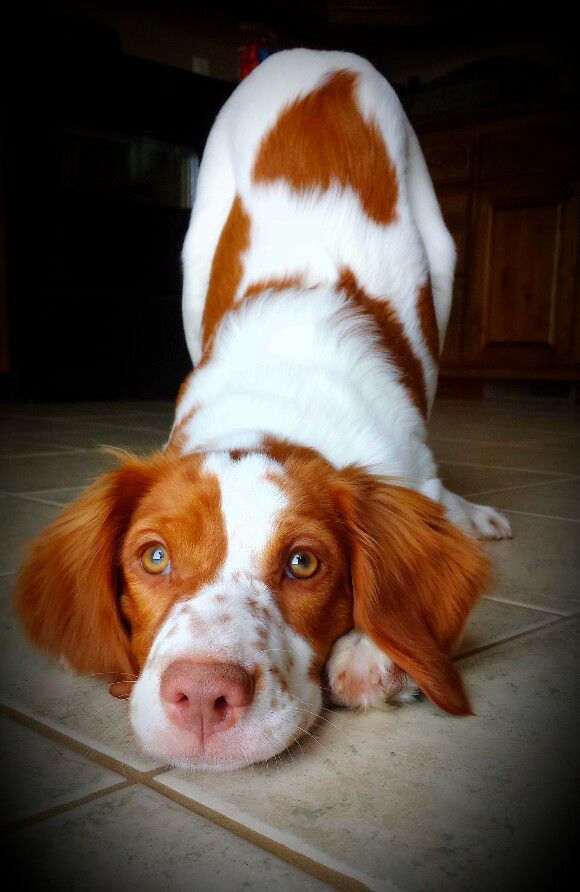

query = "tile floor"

[1,398,578,891]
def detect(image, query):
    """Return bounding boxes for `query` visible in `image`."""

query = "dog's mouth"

[127,664,322,770]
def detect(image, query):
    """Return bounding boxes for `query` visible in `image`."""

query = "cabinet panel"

[486,203,559,344]
[481,119,580,180]
[421,135,472,185]
[464,180,578,369]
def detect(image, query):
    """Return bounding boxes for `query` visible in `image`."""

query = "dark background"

[1,1,578,402]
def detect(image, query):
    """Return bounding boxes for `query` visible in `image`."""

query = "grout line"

[463,474,580,499]
[145,775,377,892]
[496,507,580,524]
[456,615,562,661]
[432,435,555,448]
[3,780,132,834]
[456,611,579,661]
[482,594,572,616]
[439,459,573,476]
[0,702,165,782]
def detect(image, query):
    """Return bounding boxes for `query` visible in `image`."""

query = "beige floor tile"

[431,402,580,429]
[436,461,554,497]
[0,496,59,574]
[1,401,173,418]
[154,620,579,892]
[472,477,580,522]
[0,421,168,451]
[428,419,559,444]
[457,598,559,655]
[0,578,162,772]
[6,785,330,891]
[0,450,116,493]
[483,513,580,612]
[0,714,124,825]
[431,439,580,475]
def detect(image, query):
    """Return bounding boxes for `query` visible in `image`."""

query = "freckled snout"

[160,660,254,743]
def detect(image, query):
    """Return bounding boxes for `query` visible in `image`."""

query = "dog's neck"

[169,286,437,486]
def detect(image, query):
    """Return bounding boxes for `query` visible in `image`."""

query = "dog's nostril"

[176,692,189,704]
[213,695,229,720]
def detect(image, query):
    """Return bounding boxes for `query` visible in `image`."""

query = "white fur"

[326,631,419,709]
[132,578,320,771]
[173,49,510,722]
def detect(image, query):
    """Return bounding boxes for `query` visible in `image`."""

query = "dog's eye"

[286,550,319,579]
[141,544,171,575]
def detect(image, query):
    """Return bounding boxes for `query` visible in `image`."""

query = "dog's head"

[16,443,488,770]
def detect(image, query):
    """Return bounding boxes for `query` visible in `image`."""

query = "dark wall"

[3,15,233,401]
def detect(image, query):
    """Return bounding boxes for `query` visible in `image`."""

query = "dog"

[17,49,511,771]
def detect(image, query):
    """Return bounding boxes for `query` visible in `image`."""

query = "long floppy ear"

[335,469,490,715]
[15,452,168,677]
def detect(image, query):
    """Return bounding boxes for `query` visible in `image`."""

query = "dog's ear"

[334,468,490,715]
[15,452,168,677]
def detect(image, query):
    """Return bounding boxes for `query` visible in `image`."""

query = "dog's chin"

[135,716,315,772]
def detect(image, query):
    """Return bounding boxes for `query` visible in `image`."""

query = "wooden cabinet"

[465,179,578,372]
[418,107,580,381]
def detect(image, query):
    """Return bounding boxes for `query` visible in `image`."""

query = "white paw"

[326,631,419,709]
[466,503,512,540]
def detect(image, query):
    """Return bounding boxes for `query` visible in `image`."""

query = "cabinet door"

[464,178,578,371]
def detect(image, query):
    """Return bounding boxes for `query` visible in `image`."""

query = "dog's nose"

[160,660,254,742]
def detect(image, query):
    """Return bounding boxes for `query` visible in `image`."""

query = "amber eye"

[141,544,170,575]
[286,550,319,579]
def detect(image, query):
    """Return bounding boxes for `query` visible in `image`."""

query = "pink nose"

[160,660,254,743]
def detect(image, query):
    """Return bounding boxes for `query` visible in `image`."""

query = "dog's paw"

[326,631,419,709]
[466,503,512,540]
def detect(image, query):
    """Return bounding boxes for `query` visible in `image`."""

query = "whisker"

[284,691,352,741]
[296,724,335,760]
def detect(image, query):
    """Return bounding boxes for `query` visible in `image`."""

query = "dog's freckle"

[271,666,289,692]
[214,594,226,603]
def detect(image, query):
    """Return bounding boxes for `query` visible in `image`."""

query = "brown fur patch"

[243,274,304,299]
[201,195,251,349]
[417,281,439,360]
[121,456,227,669]
[338,267,428,418]
[253,70,398,226]
[271,666,289,692]
[333,466,490,715]
[16,451,229,680]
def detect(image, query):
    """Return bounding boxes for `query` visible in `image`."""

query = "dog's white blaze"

[202,451,288,574]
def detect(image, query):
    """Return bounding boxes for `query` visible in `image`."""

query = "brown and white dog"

[17,49,511,771]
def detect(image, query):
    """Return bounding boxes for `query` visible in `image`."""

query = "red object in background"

[238,42,277,80]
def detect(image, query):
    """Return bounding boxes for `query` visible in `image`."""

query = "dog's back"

[174,49,456,484]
